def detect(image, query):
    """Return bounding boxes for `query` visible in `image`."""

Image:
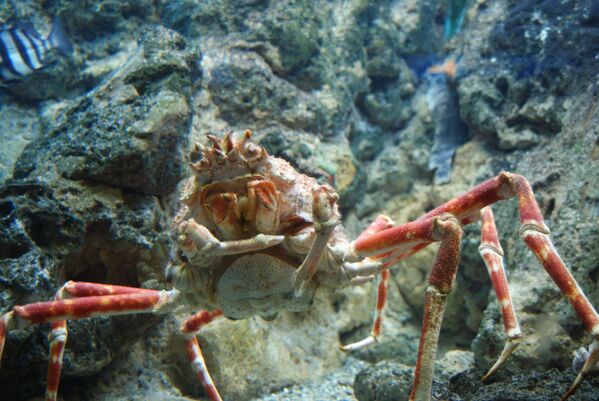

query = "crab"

[1,130,598,401]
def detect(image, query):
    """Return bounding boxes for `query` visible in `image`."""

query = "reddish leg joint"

[341,269,390,351]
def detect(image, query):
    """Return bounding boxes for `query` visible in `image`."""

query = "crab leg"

[294,184,341,296]
[506,174,599,400]
[341,215,394,351]
[43,282,158,401]
[181,310,224,401]
[478,207,522,381]
[349,213,463,401]
[407,214,463,401]
[357,173,599,341]
[341,269,391,351]
[350,172,599,400]
[178,218,284,258]
[0,286,178,401]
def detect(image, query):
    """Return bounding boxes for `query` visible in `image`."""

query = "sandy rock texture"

[0,0,598,400]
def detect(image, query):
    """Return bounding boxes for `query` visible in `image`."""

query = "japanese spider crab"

[0,130,598,401]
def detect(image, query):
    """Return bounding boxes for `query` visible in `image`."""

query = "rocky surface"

[0,19,195,401]
[0,0,597,401]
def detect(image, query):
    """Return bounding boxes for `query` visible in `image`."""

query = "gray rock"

[354,360,461,401]
[14,26,194,196]
[497,127,540,150]
[354,360,414,401]
[0,102,40,184]
[0,25,195,400]
[449,368,599,401]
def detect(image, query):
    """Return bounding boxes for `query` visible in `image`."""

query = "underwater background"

[0,0,598,400]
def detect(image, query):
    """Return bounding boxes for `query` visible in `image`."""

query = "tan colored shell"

[176,130,326,242]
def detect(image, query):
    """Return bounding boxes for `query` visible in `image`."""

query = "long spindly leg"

[0,285,178,401]
[352,172,599,400]
[478,206,522,381]
[44,282,160,401]
[341,269,391,351]
[421,173,599,396]
[350,213,464,401]
[180,310,224,401]
[341,215,395,351]
[508,177,599,400]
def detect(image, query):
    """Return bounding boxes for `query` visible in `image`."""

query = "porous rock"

[0,25,194,400]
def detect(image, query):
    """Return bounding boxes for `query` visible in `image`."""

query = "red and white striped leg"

[45,282,160,401]
[478,207,522,381]
[353,213,465,401]
[341,269,391,351]
[180,310,224,401]
[46,320,67,401]
[341,215,395,351]
[509,178,599,400]
[353,173,599,400]
[350,213,464,401]
[0,283,174,401]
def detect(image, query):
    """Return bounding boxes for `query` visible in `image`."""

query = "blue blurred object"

[426,73,469,184]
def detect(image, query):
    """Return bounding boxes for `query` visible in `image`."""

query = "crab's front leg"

[293,183,341,296]
[178,218,284,258]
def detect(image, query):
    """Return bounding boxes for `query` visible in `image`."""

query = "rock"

[354,360,414,401]
[185,0,372,139]
[203,48,321,132]
[449,368,599,401]
[435,350,475,381]
[46,0,156,41]
[349,122,386,162]
[358,72,415,130]
[13,26,194,196]
[253,357,369,401]
[0,25,195,400]
[354,360,461,401]
[361,0,441,81]
[0,102,40,184]
[497,127,540,150]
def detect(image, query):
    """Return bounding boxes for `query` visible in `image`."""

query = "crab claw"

[313,184,339,229]
[178,219,220,258]
[294,185,341,297]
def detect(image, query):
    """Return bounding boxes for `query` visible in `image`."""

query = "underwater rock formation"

[0,24,195,400]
